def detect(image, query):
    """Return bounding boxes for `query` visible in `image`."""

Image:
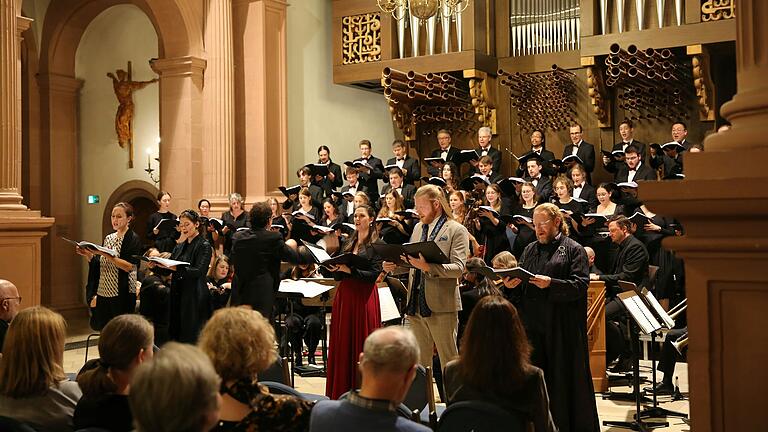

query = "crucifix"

[107,61,158,168]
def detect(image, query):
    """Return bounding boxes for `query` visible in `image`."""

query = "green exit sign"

[87,195,100,204]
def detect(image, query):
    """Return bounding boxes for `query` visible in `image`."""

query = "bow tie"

[397,158,404,161]
[574,183,583,188]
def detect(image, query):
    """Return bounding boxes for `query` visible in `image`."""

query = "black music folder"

[301,240,372,270]
[372,240,450,266]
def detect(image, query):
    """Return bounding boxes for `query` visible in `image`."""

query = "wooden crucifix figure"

[107,61,158,168]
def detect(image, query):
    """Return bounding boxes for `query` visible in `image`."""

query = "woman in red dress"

[324,204,383,399]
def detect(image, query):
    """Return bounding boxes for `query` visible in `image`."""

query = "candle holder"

[145,149,160,186]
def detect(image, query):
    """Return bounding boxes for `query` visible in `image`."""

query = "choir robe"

[511,234,600,432]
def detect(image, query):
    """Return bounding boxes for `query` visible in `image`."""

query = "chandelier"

[377,0,470,23]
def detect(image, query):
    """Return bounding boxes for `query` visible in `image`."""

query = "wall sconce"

[145,147,160,186]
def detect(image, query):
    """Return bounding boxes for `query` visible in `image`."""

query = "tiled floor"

[63,317,690,432]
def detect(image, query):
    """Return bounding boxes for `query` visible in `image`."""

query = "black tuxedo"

[485,171,503,184]
[527,175,553,201]
[650,152,683,179]
[231,227,301,319]
[614,161,657,183]
[605,140,647,174]
[340,183,368,217]
[469,146,502,175]
[312,161,343,198]
[356,155,385,203]
[428,146,459,177]
[562,141,596,182]
[572,182,598,210]
[386,156,421,185]
[599,234,649,296]
[515,148,557,178]
[380,183,417,209]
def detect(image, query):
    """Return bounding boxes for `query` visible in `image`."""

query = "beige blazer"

[403,218,468,313]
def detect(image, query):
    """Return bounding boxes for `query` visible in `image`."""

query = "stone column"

[641,2,768,431]
[0,2,30,210]
[202,0,236,213]
[150,56,206,213]
[233,0,288,203]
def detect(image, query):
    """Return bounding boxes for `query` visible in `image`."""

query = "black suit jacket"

[170,235,213,343]
[599,234,649,296]
[428,147,460,177]
[650,152,683,179]
[312,161,344,198]
[605,140,647,173]
[230,227,301,318]
[469,146,502,175]
[573,182,598,210]
[385,156,421,185]
[527,176,553,201]
[356,155,385,202]
[614,162,657,183]
[562,141,596,175]
[380,183,417,209]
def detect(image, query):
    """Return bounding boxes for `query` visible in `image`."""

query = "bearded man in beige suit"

[383,184,469,368]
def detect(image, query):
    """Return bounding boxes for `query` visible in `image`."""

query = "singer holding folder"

[325,204,384,399]
[382,185,469,373]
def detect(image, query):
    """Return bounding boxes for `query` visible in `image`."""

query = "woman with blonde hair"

[74,314,154,431]
[0,306,82,431]
[199,307,313,430]
[220,192,250,256]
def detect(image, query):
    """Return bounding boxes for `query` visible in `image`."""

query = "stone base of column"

[0,192,27,210]
[0,210,54,311]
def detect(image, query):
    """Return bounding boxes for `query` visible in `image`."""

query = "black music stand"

[602,289,668,431]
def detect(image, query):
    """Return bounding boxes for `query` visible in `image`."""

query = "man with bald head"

[0,279,21,352]
[310,327,430,432]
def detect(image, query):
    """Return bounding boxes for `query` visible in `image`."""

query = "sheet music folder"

[372,241,449,266]
[617,280,664,335]
[618,281,675,330]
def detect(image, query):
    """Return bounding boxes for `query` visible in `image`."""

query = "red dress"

[325,245,382,399]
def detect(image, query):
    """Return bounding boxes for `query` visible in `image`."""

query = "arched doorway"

[102,180,159,250]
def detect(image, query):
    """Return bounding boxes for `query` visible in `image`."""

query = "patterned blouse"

[96,233,136,297]
[213,379,314,431]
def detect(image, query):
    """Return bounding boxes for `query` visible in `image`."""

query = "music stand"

[602,286,668,431]
[278,278,336,378]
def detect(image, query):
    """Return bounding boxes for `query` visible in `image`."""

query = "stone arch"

[101,180,159,244]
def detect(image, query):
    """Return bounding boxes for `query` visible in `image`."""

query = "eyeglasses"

[532,219,553,228]
[2,296,22,304]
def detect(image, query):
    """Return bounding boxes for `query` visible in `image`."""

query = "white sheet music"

[620,293,662,335]
[641,288,675,329]
[378,287,401,323]
[279,279,334,298]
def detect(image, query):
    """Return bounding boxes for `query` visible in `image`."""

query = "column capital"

[16,15,32,36]
[150,56,206,79]
[36,73,84,94]
[232,0,287,8]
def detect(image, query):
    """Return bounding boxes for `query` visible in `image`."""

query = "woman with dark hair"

[444,296,557,432]
[325,204,384,399]
[147,191,179,252]
[197,198,219,250]
[441,161,460,195]
[161,209,212,343]
[581,183,622,273]
[220,193,250,257]
[315,145,344,197]
[78,202,142,330]
[74,314,154,431]
[321,198,344,228]
[376,189,411,244]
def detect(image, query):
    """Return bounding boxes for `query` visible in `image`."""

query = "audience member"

[310,327,430,432]
[138,248,172,346]
[0,306,82,432]
[0,279,21,352]
[130,342,221,432]
[443,296,557,432]
[74,314,154,431]
[198,307,313,431]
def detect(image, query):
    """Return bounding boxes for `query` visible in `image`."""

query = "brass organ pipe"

[383,67,409,82]
[383,78,409,91]
[406,70,428,81]
[384,87,410,101]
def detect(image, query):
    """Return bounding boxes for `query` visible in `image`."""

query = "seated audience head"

[463,257,487,284]
[437,129,452,150]
[249,201,272,229]
[584,246,596,266]
[533,203,569,243]
[689,142,704,153]
[491,251,518,269]
[458,296,532,393]
[78,314,154,397]
[130,342,221,432]
[414,184,452,224]
[228,193,244,213]
[0,279,21,324]
[199,307,276,383]
[0,306,67,398]
[359,326,420,404]
[608,215,632,244]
